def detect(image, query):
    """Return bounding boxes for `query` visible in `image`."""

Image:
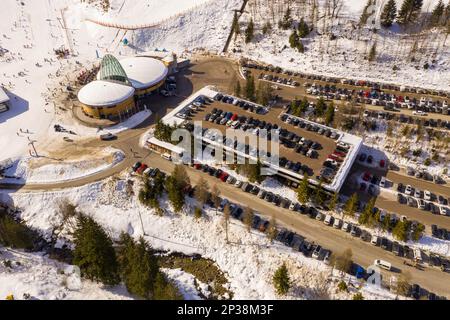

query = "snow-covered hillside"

[232,0,449,91]
[0,174,401,300]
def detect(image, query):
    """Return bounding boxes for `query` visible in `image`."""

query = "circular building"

[119,57,168,97]
[78,80,135,119]
[77,54,169,120]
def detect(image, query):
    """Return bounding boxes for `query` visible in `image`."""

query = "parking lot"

[188,95,340,178]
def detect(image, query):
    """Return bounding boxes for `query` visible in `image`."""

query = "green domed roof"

[97,54,131,85]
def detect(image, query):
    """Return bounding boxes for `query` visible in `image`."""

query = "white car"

[414,189,421,198]
[379,176,386,188]
[333,218,342,229]
[424,190,431,201]
[405,184,413,196]
[412,110,427,116]
[371,235,379,246]
[417,199,426,210]
[440,206,448,216]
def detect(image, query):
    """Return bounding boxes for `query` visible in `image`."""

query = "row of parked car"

[259,73,299,87]
[176,94,213,120]
[406,167,445,184]
[431,224,450,241]
[281,112,341,140]
[363,109,450,131]
[241,61,450,98]
[214,93,268,114]
[202,108,315,177]
[397,183,449,216]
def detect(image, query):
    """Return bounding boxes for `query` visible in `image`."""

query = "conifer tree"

[210,184,221,215]
[245,18,254,43]
[273,263,291,295]
[297,18,310,38]
[343,193,358,217]
[72,214,119,285]
[234,80,241,97]
[117,234,158,299]
[315,97,326,117]
[245,74,256,101]
[429,0,445,26]
[368,42,377,62]
[325,102,335,125]
[397,0,423,25]
[266,216,278,243]
[297,173,310,204]
[380,0,397,28]
[279,6,293,30]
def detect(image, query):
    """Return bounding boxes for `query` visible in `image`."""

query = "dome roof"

[97,54,130,85]
[119,57,168,90]
[78,80,135,107]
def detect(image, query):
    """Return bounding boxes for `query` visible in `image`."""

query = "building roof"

[0,87,9,104]
[97,54,131,85]
[119,57,168,90]
[147,136,184,155]
[77,80,135,107]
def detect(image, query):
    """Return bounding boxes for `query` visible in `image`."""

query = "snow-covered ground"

[0,246,134,300]
[232,0,449,91]
[0,174,400,300]
[0,147,124,184]
[0,0,239,163]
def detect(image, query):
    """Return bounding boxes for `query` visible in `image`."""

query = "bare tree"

[194,177,209,208]
[243,206,254,232]
[223,204,231,243]
[210,184,221,214]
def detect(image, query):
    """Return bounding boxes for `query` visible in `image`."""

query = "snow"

[0,246,133,300]
[162,268,205,300]
[0,175,399,300]
[232,0,449,92]
[77,80,135,107]
[0,147,124,184]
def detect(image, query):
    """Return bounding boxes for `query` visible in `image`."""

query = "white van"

[374,259,392,271]
[161,153,172,161]
[324,215,333,226]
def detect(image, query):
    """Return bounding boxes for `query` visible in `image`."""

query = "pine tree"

[73,214,119,285]
[289,30,300,49]
[429,0,445,26]
[297,173,310,204]
[245,74,256,101]
[359,197,375,225]
[243,206,254,232]
[315,97,326,117]
[256,81,273,106]
[117,234,158,299]
[397,0,423,25]
[324,102,335,125]
[245,18,254,43]
[279,6,293,30]
[153,272,184,300]
[313,180,326,206]
[248,159,263,183]
[194,207,203,220]
[262,21,272,34]
[298,97,309,114]
[368,42,377,62]
[0,211,35,250]
[273,263,291,295]
[380,0,397,28]
[392,220,409,241]
[343,193,358,217]
[328,192,339,212]
[232,11,240,39]
[297,18,310,38]
[234,80,241,97]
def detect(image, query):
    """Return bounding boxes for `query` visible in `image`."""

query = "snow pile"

[0,147,125,184]
[0,176,399,300]
[162,268,206,300]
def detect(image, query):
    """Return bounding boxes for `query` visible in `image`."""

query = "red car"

[219,172,229,182]
[362,171,371,181]
[231,113,238,121]
[328,154,343,162]
[136,164,148,175]
[194,163,202,170]
[379,159,385,168]
[333,151,346,157]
